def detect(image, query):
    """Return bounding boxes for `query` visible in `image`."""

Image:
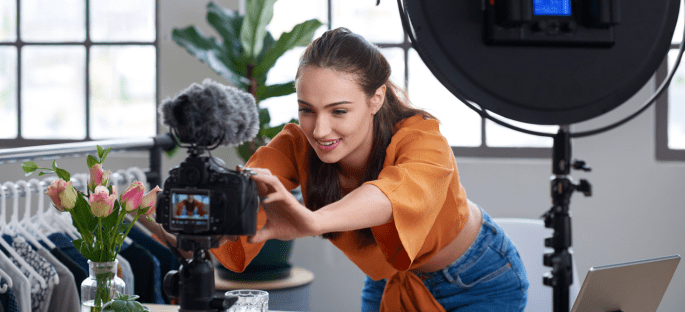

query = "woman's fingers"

[247,227,272,244]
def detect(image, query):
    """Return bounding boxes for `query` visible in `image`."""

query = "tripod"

[163,235,238,312]
[542,127,592,312]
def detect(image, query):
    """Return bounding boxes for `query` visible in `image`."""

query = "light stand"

[163,235,238,312]
[542,127,591,312]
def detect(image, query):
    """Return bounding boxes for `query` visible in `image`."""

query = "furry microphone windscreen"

[159,79,259,147]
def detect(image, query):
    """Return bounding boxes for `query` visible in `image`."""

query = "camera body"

[156,154,259,236]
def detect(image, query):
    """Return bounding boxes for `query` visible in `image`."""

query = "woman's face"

[295,66,385,170]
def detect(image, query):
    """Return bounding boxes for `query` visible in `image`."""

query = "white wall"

[1,1,683,311]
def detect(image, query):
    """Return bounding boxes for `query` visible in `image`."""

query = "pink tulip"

[89,164,111,191]
[89,185,117,217]
[120,181,145,212]
[140,186,162,216]
[46,179,69,211]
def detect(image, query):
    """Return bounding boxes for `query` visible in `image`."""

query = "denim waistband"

[414,204,504,282]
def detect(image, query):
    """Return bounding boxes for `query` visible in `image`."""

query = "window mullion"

[16,0,22,139]
[85,0,91,140]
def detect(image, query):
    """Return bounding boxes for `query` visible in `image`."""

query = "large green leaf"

[259,108,271,127]
[72,196,98,234]
[254,19,323,77]
[206,2,241,46]
[206,2,245,73]
[256,81,296,101]
[172,26,249,88]
[240,0,278,60]
[255,32,276,68]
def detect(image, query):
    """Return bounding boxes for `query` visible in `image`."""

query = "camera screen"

[533,0,571,16]
[170,189,210,231]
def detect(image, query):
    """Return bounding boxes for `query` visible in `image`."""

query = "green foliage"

[103,293,150,312]
[172,0,321,162]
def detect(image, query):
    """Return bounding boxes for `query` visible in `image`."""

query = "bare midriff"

[410,201,483,273]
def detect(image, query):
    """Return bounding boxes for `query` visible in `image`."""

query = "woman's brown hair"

[297,27,435,247]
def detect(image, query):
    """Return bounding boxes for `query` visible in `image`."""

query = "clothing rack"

[0,134,176,197]
[0,134,180,308]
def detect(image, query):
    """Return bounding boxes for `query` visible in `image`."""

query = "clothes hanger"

[0,267,11,294]
[13,181,46,251]
[0,182,47,289]
[27,179,59,242]
[17,180,59,286]
[19,180,57,250]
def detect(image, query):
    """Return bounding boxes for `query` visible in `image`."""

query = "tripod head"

[163,235,238,312]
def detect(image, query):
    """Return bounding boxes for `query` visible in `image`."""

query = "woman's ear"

[370,85,386,115]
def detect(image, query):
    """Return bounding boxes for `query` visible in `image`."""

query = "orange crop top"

[211,115,470,312]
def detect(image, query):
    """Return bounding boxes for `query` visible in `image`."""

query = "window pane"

[0,1,16,42]
[0,47,17,138]
[485,112,556,147]
[408,49,481,147]
[90,46,156,139]
[22,46,86,139]
[667,50,685,149]
[268,0,327,40]
[90,0,156,42]
[331,0,404,43]
[673,3,683,44]
[261,47,303,128]
[21,0,85,42]
[380,48,405,87]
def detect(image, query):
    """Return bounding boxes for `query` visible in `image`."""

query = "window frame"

[656,44,685,161]
[0,0,160,149]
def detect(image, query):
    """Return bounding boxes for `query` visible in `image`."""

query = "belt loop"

[441,266,456,283]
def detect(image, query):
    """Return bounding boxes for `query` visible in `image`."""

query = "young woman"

[210,27,529,311]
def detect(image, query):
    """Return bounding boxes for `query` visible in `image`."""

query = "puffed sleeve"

[363,118,455,270]
[210,123,304,272]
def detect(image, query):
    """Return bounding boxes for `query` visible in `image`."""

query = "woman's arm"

[313,183,392,234]
[246,168,393,243]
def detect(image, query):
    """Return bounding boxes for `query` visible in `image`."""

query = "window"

[263,0,556,158]
[656,4,685,160]
[0,0,158,148]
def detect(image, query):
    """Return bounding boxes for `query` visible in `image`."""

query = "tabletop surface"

[145,305,290,312]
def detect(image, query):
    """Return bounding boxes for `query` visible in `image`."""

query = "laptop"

[570,254,680,312]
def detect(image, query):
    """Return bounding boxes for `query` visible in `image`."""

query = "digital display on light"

[170,190,210,230]
[534,0,571,16]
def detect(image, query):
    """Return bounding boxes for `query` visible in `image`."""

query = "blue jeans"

[361,207,529,311]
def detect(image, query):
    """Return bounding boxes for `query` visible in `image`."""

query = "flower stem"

[114,210,142,259]
[98,217,105,261]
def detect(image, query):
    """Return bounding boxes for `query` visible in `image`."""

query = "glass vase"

[81,260,126,312]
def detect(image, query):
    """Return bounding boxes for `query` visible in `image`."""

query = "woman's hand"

[245,167,319,244]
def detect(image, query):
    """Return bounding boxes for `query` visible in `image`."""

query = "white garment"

[0,248,31,312]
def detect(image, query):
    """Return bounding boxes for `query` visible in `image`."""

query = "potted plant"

[171,0,322,281]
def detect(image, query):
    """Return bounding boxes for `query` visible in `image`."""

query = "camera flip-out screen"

[170,189,210,231]
[533,0,571,16]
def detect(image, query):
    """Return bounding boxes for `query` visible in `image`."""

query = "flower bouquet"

[22,146,161,311]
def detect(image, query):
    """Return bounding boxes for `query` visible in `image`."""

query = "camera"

[156,154,259,236]
[156,79,261,311]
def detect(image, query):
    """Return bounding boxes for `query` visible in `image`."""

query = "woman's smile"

[317,138,342,151]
